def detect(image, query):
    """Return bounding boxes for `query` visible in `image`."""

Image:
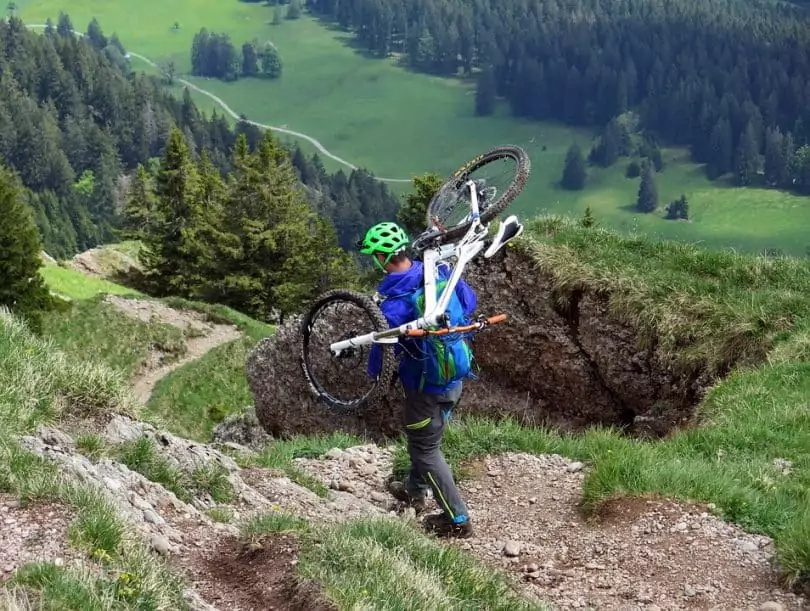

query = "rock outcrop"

[247,246,713,441]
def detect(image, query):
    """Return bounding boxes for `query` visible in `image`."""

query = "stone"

[503,540,521,557]
[150,535,171,555]
[370,491,388,503]
[758,603,785,611]
[325,448,344,460]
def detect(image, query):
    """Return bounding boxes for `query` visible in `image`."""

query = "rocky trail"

[6,413,806,610]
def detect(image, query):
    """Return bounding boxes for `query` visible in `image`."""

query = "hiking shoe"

[386,480,428,514]
[423,513,474,539]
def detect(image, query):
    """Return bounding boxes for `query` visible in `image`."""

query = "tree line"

[120,128,359,322]
[190,29,282,81]
[305,0,810,192]
[0,14,401,262]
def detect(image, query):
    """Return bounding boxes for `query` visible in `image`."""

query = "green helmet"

[358,221,410,270]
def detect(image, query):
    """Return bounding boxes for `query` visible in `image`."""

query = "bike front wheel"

[299,289,396,412]
[426,144,531,244]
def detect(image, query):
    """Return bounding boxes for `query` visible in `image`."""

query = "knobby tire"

[299,289,396,412]
[426,144,531,244]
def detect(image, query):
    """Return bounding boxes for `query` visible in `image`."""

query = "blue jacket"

[367,260,477,393]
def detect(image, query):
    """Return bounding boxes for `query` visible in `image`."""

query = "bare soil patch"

[0,494,80,583]
[187,533,335,611]
[449,452,805,610]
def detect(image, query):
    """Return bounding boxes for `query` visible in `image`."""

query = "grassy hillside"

[37,258,275,440]
[5,217,809,601]
[15,2,810,257]
[0,307,188,608]
[3,260,543,609]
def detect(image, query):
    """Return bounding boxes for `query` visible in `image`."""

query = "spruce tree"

[138,126,214,298]
[215,131,357,321]
[636,161,658,212]
[561,143,587,190]
[119,164,157,241]
[475,66,496,117]
[0,166,53,333]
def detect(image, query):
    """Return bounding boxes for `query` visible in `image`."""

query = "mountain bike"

[299,144,531,411]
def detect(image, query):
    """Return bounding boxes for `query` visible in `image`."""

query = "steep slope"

[248,217,808,440]
[245,216,810,593]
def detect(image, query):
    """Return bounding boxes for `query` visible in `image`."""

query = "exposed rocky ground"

[285,443,806,611]
[3,408,806,610]
[3,284,805,609]
[246,246,714,444]
[0,494,81,583]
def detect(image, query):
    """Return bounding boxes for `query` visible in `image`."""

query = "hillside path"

[104,296,241,406]
[26,24,413,184]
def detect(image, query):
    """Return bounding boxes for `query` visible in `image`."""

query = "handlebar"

[404,313,507,337]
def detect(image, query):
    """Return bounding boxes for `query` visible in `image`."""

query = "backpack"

[407,277,476,391]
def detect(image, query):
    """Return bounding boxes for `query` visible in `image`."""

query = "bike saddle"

[484,215,524,258]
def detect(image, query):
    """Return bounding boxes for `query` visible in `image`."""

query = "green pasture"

[15,1,810,256]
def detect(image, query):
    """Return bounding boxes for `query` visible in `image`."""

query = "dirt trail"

[450,453,804,611]
[104,296,242,405]
[294,447,807,611]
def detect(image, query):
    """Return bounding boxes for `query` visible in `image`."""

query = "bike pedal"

[484,215,524,258]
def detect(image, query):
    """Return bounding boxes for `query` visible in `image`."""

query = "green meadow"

[15,1,810,256]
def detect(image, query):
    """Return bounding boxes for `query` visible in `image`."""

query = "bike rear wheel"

[299,289,396,412]
[425,144,530,244]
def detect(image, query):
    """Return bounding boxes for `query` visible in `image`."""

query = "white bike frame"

[329,180,489,357]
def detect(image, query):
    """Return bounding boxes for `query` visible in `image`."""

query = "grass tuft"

[205,505,235,523]
[523,216,810,375]
[42,296,188,382]
[189,463,236,503]
[239,511,310,545]
[256,432,366,469]
[298,518,543,610]
[75,433,107,462]
[115,436,192,503]
[0,307,129,433]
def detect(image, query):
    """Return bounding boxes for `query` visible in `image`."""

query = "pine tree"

[475,66,496,117]
[215,132,356,321]
[580,206,596,228]
[286,0,302,20]
[763,126,789,188]
[119,164,157,241]
[636,161,658,213]
[242,41,259,76]
[260,43,283,78]
[735,122,760,186]
[665,194,689,220]
[0,166,54,333]
[138,127,213,297]
[561,143,587,190]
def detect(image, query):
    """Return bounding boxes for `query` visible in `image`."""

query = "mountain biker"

[360,221,475,539]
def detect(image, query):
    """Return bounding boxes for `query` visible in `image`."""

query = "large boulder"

[247,246,710,441]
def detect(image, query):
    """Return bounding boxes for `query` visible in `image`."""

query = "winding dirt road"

[26,24,413,184]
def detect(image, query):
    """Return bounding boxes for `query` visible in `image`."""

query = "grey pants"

[402,382,469,523]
